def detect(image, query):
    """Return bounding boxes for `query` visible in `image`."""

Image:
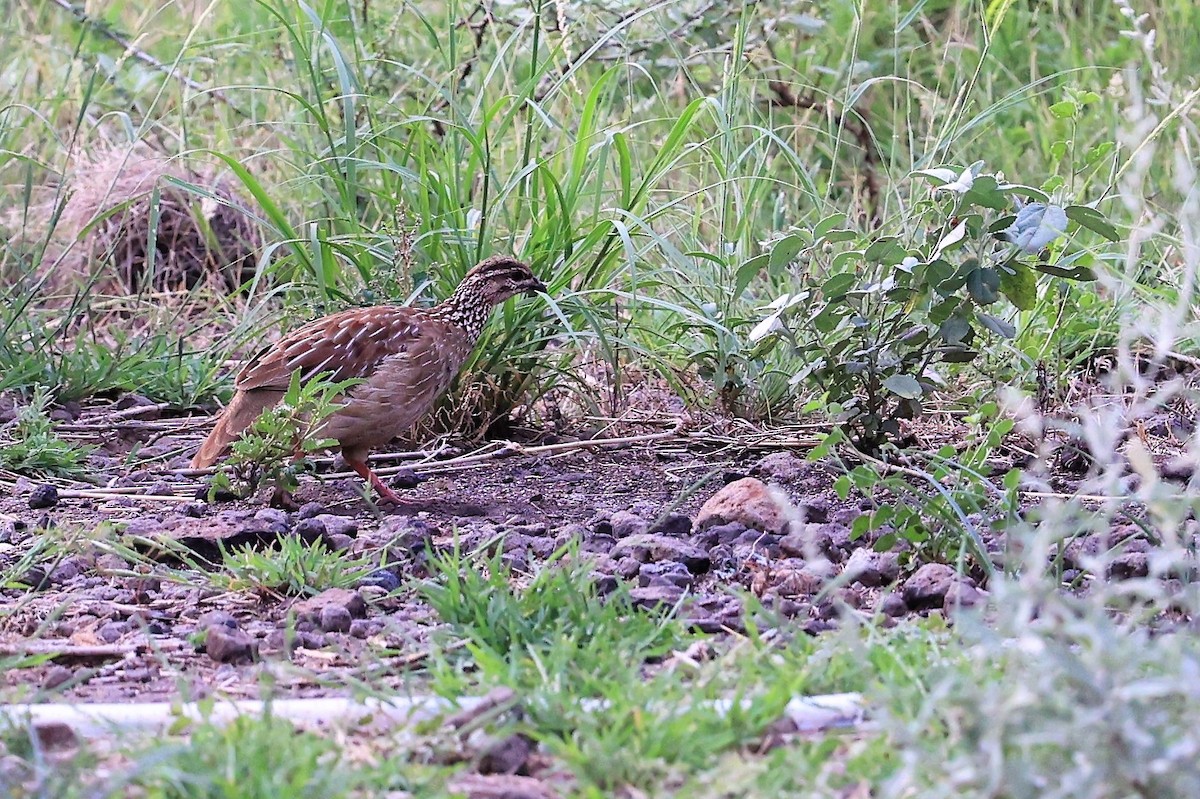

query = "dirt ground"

[0,390,1191,705]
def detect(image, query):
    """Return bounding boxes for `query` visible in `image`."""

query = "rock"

[42,664,73,690]
[638,561,694,589]
[292,517,326,541]
[205,625,256,663]
[349,619,375,639]
[297,502,325,520]
[695,477,800,536]
[843,547,901,587]
[752,451,808,481]
[943,581,987,612]
[615,556,642,579]
[315,514,358,538]
[324,533,354,552]
[649,513,692,537]
[358,569,401,592]
[610,534,711,574]
[377,516,433,551]
[198,610,239,630]
[50,556,88,584]
[389,468,422,490]
[630,583,686,609]
[691,521,748,549]
[1108,551,1150,580]
[902,563,961,610]
[478,733,536,775]
[33,721,78,753]
[28,484,58,510]
[293,588,366,624]
[319,605,353,633]
[20,566,50,591]
[97,621,127,644]
[799,498,831,524]
[609,510,649,539]
[94,553,128,572]
[253,508,291,534]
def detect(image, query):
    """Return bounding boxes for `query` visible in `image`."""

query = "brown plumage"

[192,256,545,502]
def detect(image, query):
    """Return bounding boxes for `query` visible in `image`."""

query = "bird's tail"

[191,390,280,468]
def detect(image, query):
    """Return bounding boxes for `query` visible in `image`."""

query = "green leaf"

[978,313,1016,338]
[734,254,769,299]
[1065,205,1120,242]
[882,374,923,399]
[768,234,806,271]
[961,175,1008,210]
[1033,262,1097,281]
[822,273,856,298]
[938,347,980,363]
[966,266,1002,305]
[939,316,971,344]
[999,261,1037,310]
[1049,100,1079,118]
[865,237,908,265]
[814,213,848,238]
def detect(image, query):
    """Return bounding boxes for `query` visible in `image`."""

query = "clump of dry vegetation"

[6,144,261,299]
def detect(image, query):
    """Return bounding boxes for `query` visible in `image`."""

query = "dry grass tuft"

[8,144,262,299]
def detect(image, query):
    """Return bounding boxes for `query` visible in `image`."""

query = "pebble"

[695,477,798,536]
[205,625,256,663]
[610,534,711,574]
[649,513,692,537]
[315,514,358,538]
[629,583,685,609]
[319,605,353,633]
[843,547,901,587]
[901,563,961,610]
[638,561,694,589]
[359,569,401,592]
[28,484,58,510]
[609,511,649,539]
[42,664,73,690]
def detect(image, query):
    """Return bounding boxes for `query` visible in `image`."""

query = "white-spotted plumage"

[192,256,545,503]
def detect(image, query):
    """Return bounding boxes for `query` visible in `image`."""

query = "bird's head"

[462,256,546,305]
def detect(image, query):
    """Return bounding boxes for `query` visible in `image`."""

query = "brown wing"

[236,305,423,391]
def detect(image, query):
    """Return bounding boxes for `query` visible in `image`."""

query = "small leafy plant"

[0,385,94,478]
[207,371,361,501]
[213,535,373,597]
[748,161,1119,451]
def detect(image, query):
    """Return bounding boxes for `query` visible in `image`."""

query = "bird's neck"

[431,281,492,340]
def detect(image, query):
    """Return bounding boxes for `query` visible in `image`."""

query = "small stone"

[878,592,908,617]
[349,619,374,639]
[28,484,58,510]
[649,513,692,537]
[123,517,166,537]
[478,733,535,775]
[197,610,239,630]
[42,664,73,690]
[253,508,291,533]
[389,468,422,489]
[33,721,78,753]
[1108,551,1150,580]
[293,517,327,541]
[799,498,830,524]
[205,625,256,663]
[752,451,808,481]
[20,566,50,591]
[97,621,127,644]
[611,534,711,574]
[358,569,401,592]
[695,477,799,536]
[638,561,694,589]
[297,502,325,520]
[324,533,354,552]
[843,547,901,587]
[615,556,642,579]
[902,563,960,610]
[315,514,358,538]
[630,583,685,609]
[319,605,353,633]
[609,511,649,539]
[50,556,87,584]
[293,588,366,624]
[94,553,128,572]
[943,581,987,612]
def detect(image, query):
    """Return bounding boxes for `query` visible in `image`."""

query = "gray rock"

[609,510,649,539]
[1108,551,1150,580]
[638,561,695,589]
[324,533,354,552]
[610,534,711,574]
[297,502,325,519]
[943,581,987,612]
[97,621,127,644]
[902,563,961,610]
[197,609,239,629]
[752,451,808,481]
[878,593,908,617]
[630,583,686,609]
[205,625,256,663]
[649,513,692,537]
[843,547,901,587]
[293,588,366,624]
[28,484,58,510]
[253,508,291,533]
[315,514,357,538]
[42,664,73,690]
[319,604,353,633]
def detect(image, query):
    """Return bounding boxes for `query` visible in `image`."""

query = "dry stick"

[47,0,230,105]
[56,489,195,504]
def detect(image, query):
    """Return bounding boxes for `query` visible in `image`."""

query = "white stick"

[1,692,865,738]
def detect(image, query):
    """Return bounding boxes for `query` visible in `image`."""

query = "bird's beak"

[524,279,547,297]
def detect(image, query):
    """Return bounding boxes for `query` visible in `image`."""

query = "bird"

[191,255,546,503]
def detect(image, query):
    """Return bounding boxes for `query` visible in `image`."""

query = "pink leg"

[347,458,405,505]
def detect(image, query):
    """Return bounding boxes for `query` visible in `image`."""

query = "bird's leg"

[346,457,405,505]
